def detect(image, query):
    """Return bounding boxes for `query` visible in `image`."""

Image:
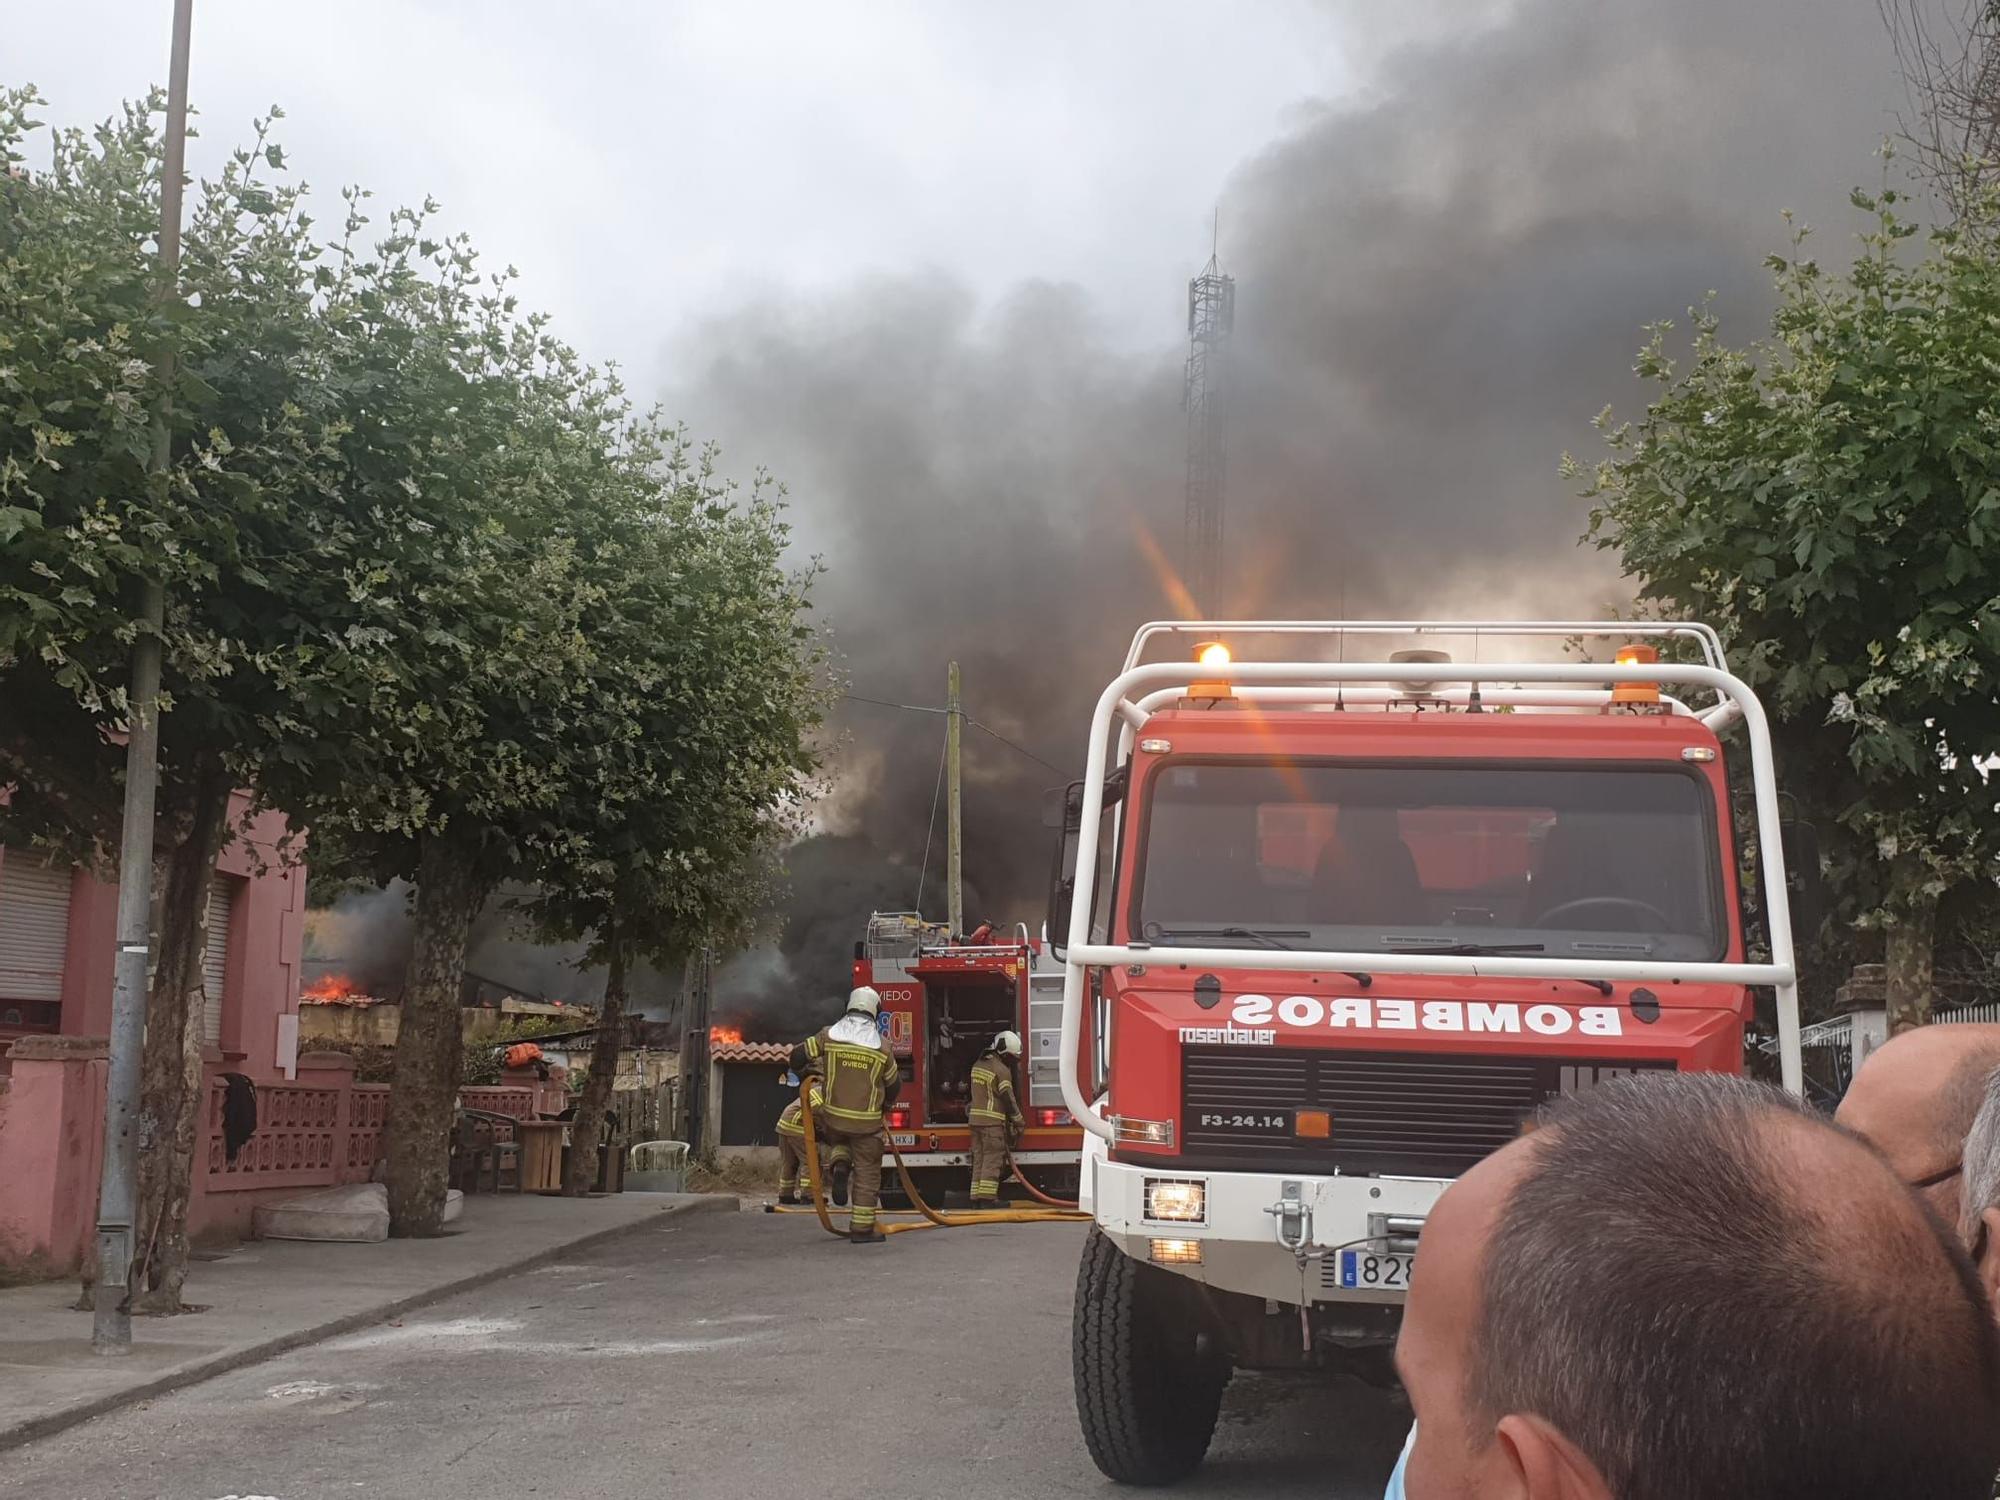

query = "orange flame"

[303,973,365,1001]
[709,1024,745,1046]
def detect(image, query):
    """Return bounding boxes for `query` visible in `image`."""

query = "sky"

[14,0,1417,365]
[11,1,1915,1020]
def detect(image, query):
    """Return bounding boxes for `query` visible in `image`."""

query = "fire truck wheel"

[1072,1226,1230,1485]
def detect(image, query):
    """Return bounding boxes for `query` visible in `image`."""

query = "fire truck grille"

[1180,1049,1671,1178]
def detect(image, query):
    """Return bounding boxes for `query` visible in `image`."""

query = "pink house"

[0,795,314,1273]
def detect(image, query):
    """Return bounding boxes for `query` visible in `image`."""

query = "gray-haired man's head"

[1396,1071,2000,1500]
[1958,1064,2000,1305]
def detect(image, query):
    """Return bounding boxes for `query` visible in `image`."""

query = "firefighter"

[968,1030,1025,1208]
[774,1083,837,1207]
[791,986,901,1244]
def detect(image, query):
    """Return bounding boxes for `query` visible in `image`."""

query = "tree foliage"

[1,87,357,1308]
[1579,184,2000,1022]
[1,85,827,1257]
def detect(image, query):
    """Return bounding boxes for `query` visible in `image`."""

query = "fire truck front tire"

[1072,1226,1230,1485]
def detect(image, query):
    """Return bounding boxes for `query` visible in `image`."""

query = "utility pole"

[93,0,194,1355]
[946,661,963,940]
[681,946,712,1155]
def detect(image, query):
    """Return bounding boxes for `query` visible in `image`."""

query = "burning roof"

[300,973,385,1007]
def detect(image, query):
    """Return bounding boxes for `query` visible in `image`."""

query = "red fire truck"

[1050,621,1813,1485]
[851,912,1085,1201]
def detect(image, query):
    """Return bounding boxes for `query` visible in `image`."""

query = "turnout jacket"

[791,1013,900,1129]
[969,1050,1024,1130]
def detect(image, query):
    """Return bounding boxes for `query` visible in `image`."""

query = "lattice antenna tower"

[1183,218,1235,619]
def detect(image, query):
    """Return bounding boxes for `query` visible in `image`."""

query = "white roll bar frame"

[1057,654,1804,1144]
[1125,685,1701,720]
[1124,619,1728,672]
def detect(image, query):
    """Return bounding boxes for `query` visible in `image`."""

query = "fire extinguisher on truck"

[1049,620,1818,1486]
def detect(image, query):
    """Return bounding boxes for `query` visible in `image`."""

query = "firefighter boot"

[830,1161,851,1208]
[776,1188,802,1207]
[849,1224,886,1245]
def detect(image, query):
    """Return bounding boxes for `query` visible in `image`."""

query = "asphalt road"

[0,1206,1408,1500]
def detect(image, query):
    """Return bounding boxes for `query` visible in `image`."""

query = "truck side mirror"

[1778,819,1824,941]
[1048,875,1075,955]
[1042,784,1068,831]
[1047,771,1126,963]
[1047,780,1084,960]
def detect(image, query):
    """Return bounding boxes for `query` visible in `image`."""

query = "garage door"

[201,876,239,1047]
[0,856,73,1004]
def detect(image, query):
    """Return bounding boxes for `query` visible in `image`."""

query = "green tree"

[0,89,356,1309]
[511,453,824,1195]
[1580,184,2000,1029]
[2,85,830,1257]
[277,311,827,1229]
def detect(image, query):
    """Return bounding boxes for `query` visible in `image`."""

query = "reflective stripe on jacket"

[776,1089,823,1140]
[969,1052,1023,1127]
[796,1015,899,1127]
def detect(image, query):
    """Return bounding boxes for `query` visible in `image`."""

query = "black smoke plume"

[708,836,992,1039]
[676,1,1902,1031]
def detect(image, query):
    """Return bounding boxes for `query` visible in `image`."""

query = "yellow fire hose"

[1010,1159,1080,1210]
[795,1084,1087,1235]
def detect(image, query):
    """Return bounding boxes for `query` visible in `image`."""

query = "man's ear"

[1977,1207,2000,1304]
[1495,1412,1613,1500]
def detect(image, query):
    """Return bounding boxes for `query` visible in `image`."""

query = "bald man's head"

[1454,1073,2000,1500]
[1838,1024,2000,1221]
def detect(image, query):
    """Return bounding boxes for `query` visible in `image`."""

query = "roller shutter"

[0,857,72,1003]
[201,876,238,1047]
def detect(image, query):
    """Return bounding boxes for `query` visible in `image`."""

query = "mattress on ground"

[253,1183,464,1242]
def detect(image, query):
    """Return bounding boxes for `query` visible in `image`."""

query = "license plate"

[1338,1250,1414,1289]
[889,1134,917,1147]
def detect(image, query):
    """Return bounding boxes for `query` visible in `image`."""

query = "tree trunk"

[1885,890,1939,1036]
[130,762,230,1315]
[383,835,487,1236]
[562,927,629,1197]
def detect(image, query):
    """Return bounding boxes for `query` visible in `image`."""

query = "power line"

[966,717,1069,778]
[840,692,1071,777]
[841,691,949,717]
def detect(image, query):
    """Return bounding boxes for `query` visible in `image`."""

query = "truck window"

[1134,761,1725,961]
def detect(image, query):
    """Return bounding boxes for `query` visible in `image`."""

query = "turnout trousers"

[969,1124,1010,1203]
[776,1098,834,1196]
[818,1117,885,1230]
[777,1129,832,1196]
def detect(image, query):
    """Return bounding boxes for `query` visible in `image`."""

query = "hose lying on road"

[795,1085,1087,1235]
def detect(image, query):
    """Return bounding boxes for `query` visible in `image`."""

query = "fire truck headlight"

[1144,1177,1206,1224]
[1149,1238,1203,1265]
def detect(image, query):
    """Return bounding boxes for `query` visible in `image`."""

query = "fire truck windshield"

[1133,760,1726,961]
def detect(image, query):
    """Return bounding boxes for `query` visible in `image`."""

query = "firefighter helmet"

[847,985,882,1018]
[995,1029,1023,1057]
